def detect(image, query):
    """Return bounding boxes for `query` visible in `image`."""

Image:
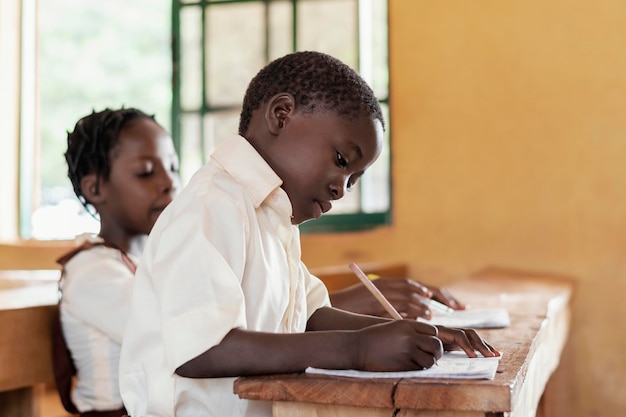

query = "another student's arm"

[329,278,465,319]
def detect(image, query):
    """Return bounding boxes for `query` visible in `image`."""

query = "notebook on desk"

[423,307,510,329]
[306,351,502,380]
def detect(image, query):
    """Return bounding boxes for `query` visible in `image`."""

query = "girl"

[54,108,180,417]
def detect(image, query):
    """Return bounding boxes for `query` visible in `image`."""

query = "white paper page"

[306,351,502,380]
[422,308,510,329]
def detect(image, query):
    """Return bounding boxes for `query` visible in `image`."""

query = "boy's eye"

[346,177,357,191]
[337,152,348,168]
[137,170,153,178]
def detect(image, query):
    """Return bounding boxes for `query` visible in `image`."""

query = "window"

[20,0,389,239]
[172,0,391,232]
[22,0,171,239]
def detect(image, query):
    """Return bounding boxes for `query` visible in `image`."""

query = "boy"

[119,51,498,417]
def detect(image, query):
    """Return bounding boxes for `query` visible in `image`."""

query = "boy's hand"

[355,320,443,371]
[435,326,500,358]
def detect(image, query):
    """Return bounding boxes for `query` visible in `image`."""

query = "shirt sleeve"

[300,262,331,317]
[62,247,134,344]
[147,192,250,372]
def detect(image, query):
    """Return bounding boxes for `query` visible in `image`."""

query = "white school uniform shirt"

[60,233,137,412]
[119,135,330,417]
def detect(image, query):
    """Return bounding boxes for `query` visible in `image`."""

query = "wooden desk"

[234,267,574,417]
[0,270,59,417]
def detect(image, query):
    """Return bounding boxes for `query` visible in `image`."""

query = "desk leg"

[273,401,394,417]
[536,332,575,417]
[0,386,40,417]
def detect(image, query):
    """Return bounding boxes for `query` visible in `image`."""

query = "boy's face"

[96,118,180,235]
[267,108,383,225]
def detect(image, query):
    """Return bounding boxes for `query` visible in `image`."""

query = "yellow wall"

[302,0,626,416]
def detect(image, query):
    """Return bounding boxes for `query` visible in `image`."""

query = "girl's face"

[266,109,383,225]
[97,118,180,236]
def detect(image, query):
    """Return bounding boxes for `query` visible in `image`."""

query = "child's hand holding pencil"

[349,263,500,363]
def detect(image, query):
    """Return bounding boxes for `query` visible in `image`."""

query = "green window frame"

[171,0,391,233]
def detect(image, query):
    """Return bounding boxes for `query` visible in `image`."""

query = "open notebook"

[423,308,510,329]
[306,351,502,380]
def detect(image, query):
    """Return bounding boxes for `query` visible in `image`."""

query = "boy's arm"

[305,305,390,330]
[175,327,357,377]
[175,317,443,378]
[174,308,499,379]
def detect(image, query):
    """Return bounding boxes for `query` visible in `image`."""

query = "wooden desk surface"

[0,269,59,417]
[234,267,574,417]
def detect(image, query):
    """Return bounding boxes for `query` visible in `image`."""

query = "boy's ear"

[266,93,295,135]
[80,174,105,205]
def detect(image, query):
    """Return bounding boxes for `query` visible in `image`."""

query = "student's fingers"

[435,326,477,357]
[407,320,439,336]
[357,321,442,371]
[405,344,440,370]
[463,329,500,357]
[373,279,434,319]
[374,278,431,297]
[435,326,499,358]
[426,285,466,310]
[399,300,431,320]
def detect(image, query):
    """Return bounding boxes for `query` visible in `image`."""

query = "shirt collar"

[211,135,288,212]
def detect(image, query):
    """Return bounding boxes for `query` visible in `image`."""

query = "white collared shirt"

[119,135,330,417]
[60,234,137,412]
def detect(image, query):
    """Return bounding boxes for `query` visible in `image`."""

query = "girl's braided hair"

[65,107,154,213]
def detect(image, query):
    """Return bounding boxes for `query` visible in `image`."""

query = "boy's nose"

[329,182,345,200]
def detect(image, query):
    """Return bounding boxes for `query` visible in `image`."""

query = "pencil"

[349,262,440,367]
[348,262,403,320]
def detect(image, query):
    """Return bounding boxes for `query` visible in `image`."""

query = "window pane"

[296,0,358,68]
[33,0,171,240]
[360,0,389,97]
[206,3,267,106]
[202,110,240,155]
[180,6,203,110]
[180,113,203,185]
[362,103,390,213]
[268,1,293,60]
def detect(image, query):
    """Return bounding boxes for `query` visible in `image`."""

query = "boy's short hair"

[238,51,385,135]
[65,107,154,211]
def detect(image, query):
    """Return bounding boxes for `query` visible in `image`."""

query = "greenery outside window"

[22,0,171,240]
[172,0,391,232]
